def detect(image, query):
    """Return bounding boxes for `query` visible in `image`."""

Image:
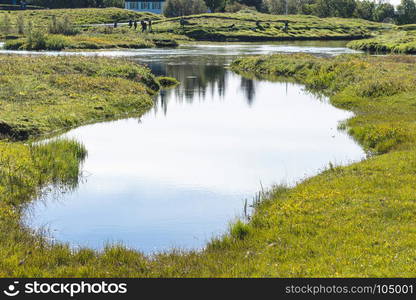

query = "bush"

[151,37,178,48]
[26,31,47,50]
[4,39,25,50]
[23,32,70,51]
[157,76,180,87]
[230,220,251,240]
[163,0,208,17]
[350,124,407,154]
[17,15,25,35]
[48,16,79,36]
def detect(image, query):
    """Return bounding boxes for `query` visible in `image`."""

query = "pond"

[22,42,365,254]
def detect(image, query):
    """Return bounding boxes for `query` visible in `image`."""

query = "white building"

[125,1,166,14]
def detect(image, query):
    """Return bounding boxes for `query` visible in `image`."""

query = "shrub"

[17,15,25,35]
[355,78,411,98]
[230,220,251,240]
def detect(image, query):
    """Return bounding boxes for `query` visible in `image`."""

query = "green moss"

[153,12,389,42]
[157,76,180,88]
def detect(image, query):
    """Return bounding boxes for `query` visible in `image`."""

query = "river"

[17,42,365,254]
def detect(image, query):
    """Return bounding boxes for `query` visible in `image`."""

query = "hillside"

[153,12,393,41]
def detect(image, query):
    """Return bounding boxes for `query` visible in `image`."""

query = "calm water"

[23,43,365,254]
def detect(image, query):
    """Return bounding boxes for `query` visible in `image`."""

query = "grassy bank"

[347,26,416,54]
[4,29,180,50]
[1,9,393,49]
[153,11,390,42]
[0,7,162,29]
[1,53,416,277]
[0,8,180,50]
[0,55,159,140]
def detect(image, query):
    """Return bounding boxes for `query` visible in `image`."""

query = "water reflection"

[143,57,260,109]
[25,43,365,254]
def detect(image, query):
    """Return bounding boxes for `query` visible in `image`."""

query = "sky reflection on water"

[25,43,365,254]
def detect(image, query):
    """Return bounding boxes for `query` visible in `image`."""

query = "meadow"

[0,53,415,277]
[0,7,180,50]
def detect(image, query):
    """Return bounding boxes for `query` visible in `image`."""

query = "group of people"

[112,19,152,33]
[128,19,153,33]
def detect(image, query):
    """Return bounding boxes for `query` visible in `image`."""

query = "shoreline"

[0,45,415,276]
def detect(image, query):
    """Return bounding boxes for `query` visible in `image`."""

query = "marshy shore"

[0,52,415,276]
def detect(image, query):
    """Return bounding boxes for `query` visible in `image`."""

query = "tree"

[374,2,395,22]
[312,0,332,17]
[354,0,375,20]
[397,0,416,24]
[164,0,183,17]
[185,0,208,15]
[102,0,124,8]
[163,0,208,17]
[264,0,312,14]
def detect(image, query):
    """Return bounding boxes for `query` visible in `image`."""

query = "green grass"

[348,28,416,54]
[3,24,182,51]
[0,55,188,277]
[1,9,395,48]
[152,11,392,42]
[5,32,159,50]
[0,8,181,50]
[157,76,180,88]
